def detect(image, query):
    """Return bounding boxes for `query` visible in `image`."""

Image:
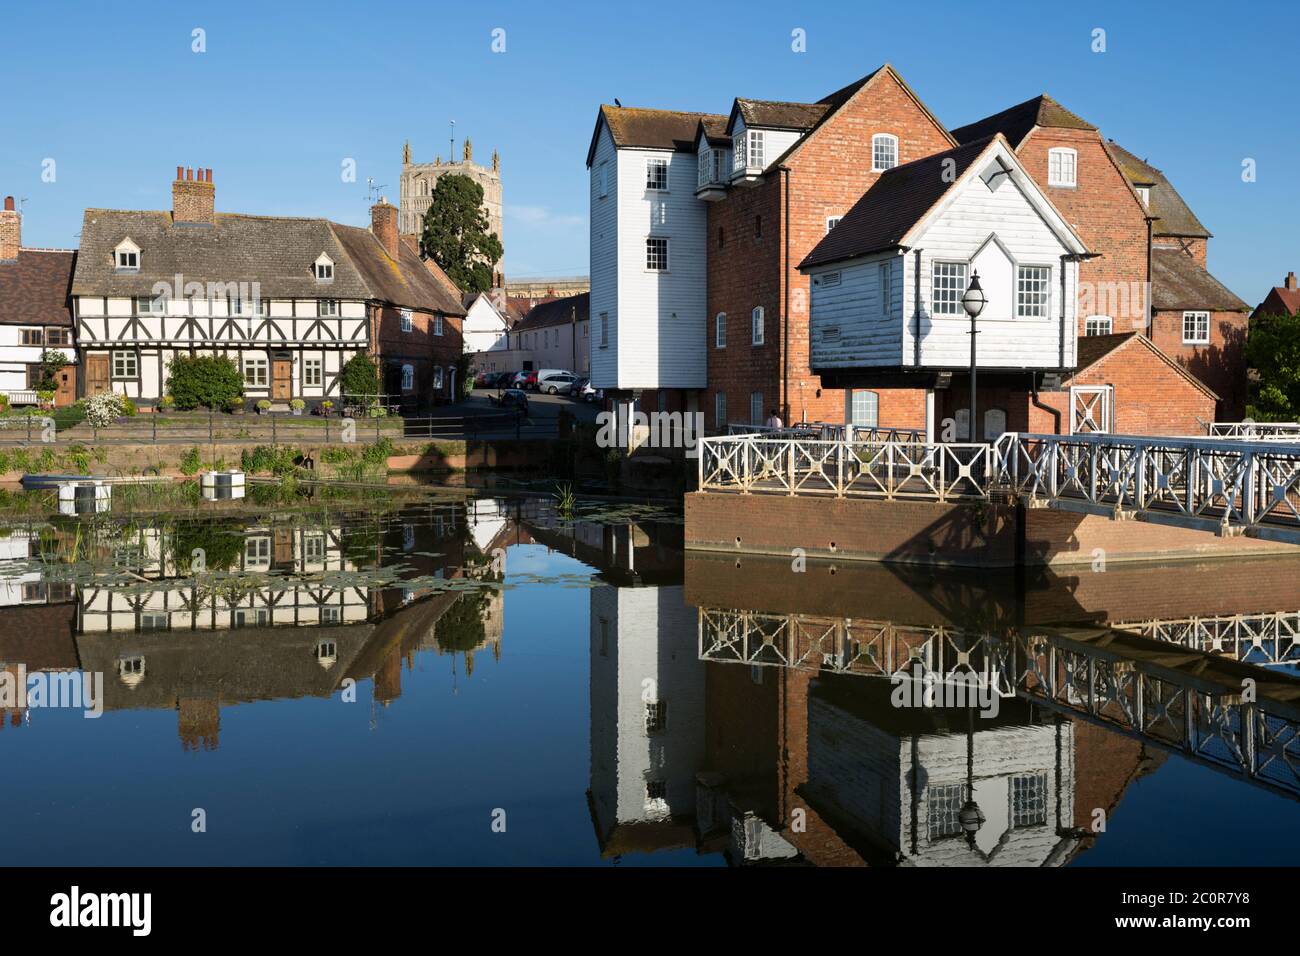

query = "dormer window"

[872,134,899,172]
[115,239,141,272]
[1048,148,1077,187]
[314,254,334,281]
[1136,186,1151,207]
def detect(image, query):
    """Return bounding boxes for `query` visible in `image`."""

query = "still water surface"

[2,493,1299,866]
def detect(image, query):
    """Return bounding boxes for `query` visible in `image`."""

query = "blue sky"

[1,0,1295,301]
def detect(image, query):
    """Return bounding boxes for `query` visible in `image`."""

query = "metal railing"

[993,431,1300,540]
[726,421,925,442]
[1206,421,1300,441]
[699,434,991,501]
[1114,611,1300,667]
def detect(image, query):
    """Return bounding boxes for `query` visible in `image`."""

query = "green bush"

[122,396,138,417]
[361,437,394,465]
[166,354,245,411]
[180,446,201,476]
[339,354,379,400]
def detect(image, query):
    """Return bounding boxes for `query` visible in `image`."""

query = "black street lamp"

[962,271,987,441]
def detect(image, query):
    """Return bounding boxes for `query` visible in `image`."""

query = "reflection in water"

[2,498,1300,865]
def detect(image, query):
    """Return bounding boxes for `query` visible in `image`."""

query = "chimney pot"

[370,200,399,259]
[3,196,12,211]
[173,165,215,225]
[176,165,184,181]
[186,167,193,181]
[206,168,213,183]
[1287,271,1297,291]
[0,196,19,260]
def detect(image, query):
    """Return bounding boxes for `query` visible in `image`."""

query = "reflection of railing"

[1207,422,1300,441]
[1114,611,1300,666]
[699,435,990,501]
[993,432,1300,542]
[699,606,1300,802]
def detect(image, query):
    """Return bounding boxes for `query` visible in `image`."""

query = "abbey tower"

[399,138,504,284]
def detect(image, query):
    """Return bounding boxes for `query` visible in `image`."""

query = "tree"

[339,353,379,400]
[419,174,503,294]
[1245,312,1300,421]
[166,354,244,410]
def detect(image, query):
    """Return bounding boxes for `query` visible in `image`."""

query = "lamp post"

[959,705,985,849]
[962,271,987,441]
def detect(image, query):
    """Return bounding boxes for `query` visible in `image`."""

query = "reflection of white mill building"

[587,583,704,856]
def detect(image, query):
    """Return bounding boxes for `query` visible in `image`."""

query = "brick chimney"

[1285,271,1297,291]
[371,197,399,259]
[172,166,215,225]
[0,196,20,262]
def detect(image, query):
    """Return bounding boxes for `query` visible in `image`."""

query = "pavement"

[456,390,601,425]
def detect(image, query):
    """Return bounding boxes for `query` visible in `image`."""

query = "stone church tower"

[400,138,504,284]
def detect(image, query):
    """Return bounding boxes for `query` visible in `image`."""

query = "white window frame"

[932,261,967,316]
[434,314,443,336]
[135,295,164,315]
[646,157,669,191]
[826,216,842,234]
[1016,265,1052,319]
[1048,148,1077,187]
[871,134,899,172]
[432,366,444,391]
[646,237,668,272]
[243,356,268,388]
[751,306,764,346]
[715,312,726,349]
[401,364,414,391]
[303,357,322,387]
[1084,315,1113,336]
[400,308,413,332]
[1182,310,1210,345]
[318,298,338,317]
[111,350,137,379]
[849,389,879,428]
[314,256,334,281]
[114,241,140,271]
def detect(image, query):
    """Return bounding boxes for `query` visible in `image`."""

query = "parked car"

[576,379,601,402]
[474,370,496,387]
[498,388,529,413]
[516,370,539,390]
[538,371,580,395]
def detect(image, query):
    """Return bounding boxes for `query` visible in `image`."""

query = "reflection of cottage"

[587,583,704,857]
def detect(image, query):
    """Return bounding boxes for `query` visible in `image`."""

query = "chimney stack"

[371,196,399,259]
[1286,271,1297,291]
[172,165,215,225]
[0,196,19,262]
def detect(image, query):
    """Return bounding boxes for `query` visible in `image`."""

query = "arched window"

[400,364,414,391]
[872,134,899,172]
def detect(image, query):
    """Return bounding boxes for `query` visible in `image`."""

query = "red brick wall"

[371,304,463,403]
[706,70,953,429]
[1150,308,1248,419]
[1018,128,1150,336]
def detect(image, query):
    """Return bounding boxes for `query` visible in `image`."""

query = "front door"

[272,359,292,400]
[54,365,76,407]
[85,355,110,397]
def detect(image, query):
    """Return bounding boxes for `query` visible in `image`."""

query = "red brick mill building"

[586,66,1248,437]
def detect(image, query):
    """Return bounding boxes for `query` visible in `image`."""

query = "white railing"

[993,432,1300,539]
[725,422,925,443]
[2,389,39,406]
[1207,421,1300,441]
[698,434,991,501]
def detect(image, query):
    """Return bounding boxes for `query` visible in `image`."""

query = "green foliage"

[418,174,503,295]
[256,400,272,411]
[121,396,138,417]
[289,398,306,411]
[172,521,242,573]
[339,353,379,400]
[240,444,302,476]
[167,354,245,411]
[319,446,354,465]
[1246,312,1300,421]
[434,590,489,652]
[66,445,91,475]
[179,446,202,476]
[38,350,70,390]
[362,437,394,465]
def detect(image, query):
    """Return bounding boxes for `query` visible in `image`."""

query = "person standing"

[765,409,783,429]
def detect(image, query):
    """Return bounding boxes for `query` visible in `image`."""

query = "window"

[1017,265,1051,318]
[1085,315,1113,336]
[879,261,892,315]
[927,783,965,839]
[849,390,879,427]
[244,536,270,569]
[314,256,334,280]
[645,701,667,734]
[401,364,414,391]
[304,534,326,562]
[111,350,138,378]
[646,237,668,271]
[234,608,270,628]
[600,313,608,347]
[1183,310,1210,344]
[1048,148,1077,187]
[715,312,726,348]
[1011,773,1048,827]
[432,366,444,391]
[115,241,139,270]
[751,306,764,345]
[19,328,42,346]
[303,357,322,387]
[932,261,967,316]
[1136,185,1150,206]
[747,129,765,168]
[243,356,268,387]
[750,391,763,425]
[317,638,338,662]
[319,299,338,317]
[119,656,146,679]
[598,162,609,198]
[135,295,164,314]
[826,216,842,233]
[872,134,898,172]
[646,157,668,190]
[715,391,726,428]
[45,328,71,346]
[697,148,711,188]
[434,314,443,336]
[140,612,169,632]
[400,309,412,332]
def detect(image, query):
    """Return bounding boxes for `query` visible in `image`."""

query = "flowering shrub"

[83,391,125,428]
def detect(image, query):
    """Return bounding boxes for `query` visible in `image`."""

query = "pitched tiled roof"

[1071,330,1218,399]
[1150,246,1248,313]
[72,210,373,299]
[734,98,830,131]
[330,224,466,316]
[1106,141,1211,239]
[0,249,76,326]
[510,292,589,333]
[950,94,1096,148]
[800,137,995,269]
[591,105,727,159]
[1260,285,1300,316]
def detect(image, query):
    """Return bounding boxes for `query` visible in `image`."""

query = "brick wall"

[1150,308,1248,419]
[371,303,463,404]
[0,198,20,261]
